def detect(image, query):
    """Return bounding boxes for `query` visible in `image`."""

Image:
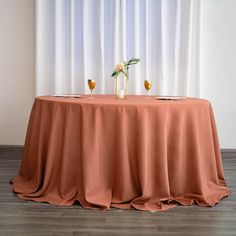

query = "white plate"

[52,94,82,98]
[156,96,187,100]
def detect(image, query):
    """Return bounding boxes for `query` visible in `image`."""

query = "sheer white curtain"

[36,0,201,96]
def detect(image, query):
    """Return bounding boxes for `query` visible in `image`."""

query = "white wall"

[200,0,236,148]
[0,0,35,145]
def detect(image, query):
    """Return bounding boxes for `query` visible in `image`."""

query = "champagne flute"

[144,80,152,97]
[88,79,96,98]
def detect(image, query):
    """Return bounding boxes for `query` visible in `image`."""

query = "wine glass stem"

[90,90,93,96]
[147,90,149,96]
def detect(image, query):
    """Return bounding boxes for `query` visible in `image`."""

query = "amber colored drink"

[88,79,96,97]
[144,80,152,96]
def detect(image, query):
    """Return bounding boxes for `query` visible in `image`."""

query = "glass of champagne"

[88,79,96,98]
[144,80,152,97]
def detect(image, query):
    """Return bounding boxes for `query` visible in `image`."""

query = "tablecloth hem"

[13,189,230,212]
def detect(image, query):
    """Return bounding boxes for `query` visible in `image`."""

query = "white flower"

[114,63,124,72]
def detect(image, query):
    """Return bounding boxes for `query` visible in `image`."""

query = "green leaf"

[128,57,134,64]
[127,57,140,65]
[111,71,118,77]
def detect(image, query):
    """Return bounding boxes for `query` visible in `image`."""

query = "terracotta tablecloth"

[13,95,230,211]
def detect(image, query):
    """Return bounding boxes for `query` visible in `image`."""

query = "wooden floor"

[0,146,235,236]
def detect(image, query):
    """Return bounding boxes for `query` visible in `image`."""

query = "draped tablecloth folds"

[12,95,230,211]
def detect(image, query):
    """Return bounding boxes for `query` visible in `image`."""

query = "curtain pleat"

[36,0,201,97]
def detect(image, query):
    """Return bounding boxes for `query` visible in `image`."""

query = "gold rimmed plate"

[52,94,82,98]
[156,96,187,101]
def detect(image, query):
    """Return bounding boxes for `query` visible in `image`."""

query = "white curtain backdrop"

[36,0,201,96]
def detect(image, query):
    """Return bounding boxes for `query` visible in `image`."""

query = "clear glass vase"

[116,72,128,99]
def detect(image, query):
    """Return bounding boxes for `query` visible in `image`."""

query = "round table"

[13,95,230,211]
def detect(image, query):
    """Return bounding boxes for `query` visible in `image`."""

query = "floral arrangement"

[111,57,140,78]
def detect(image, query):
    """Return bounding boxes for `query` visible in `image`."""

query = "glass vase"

[116,72,128,99]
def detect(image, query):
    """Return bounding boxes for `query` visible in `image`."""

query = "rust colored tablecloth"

[13,95,230,211]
